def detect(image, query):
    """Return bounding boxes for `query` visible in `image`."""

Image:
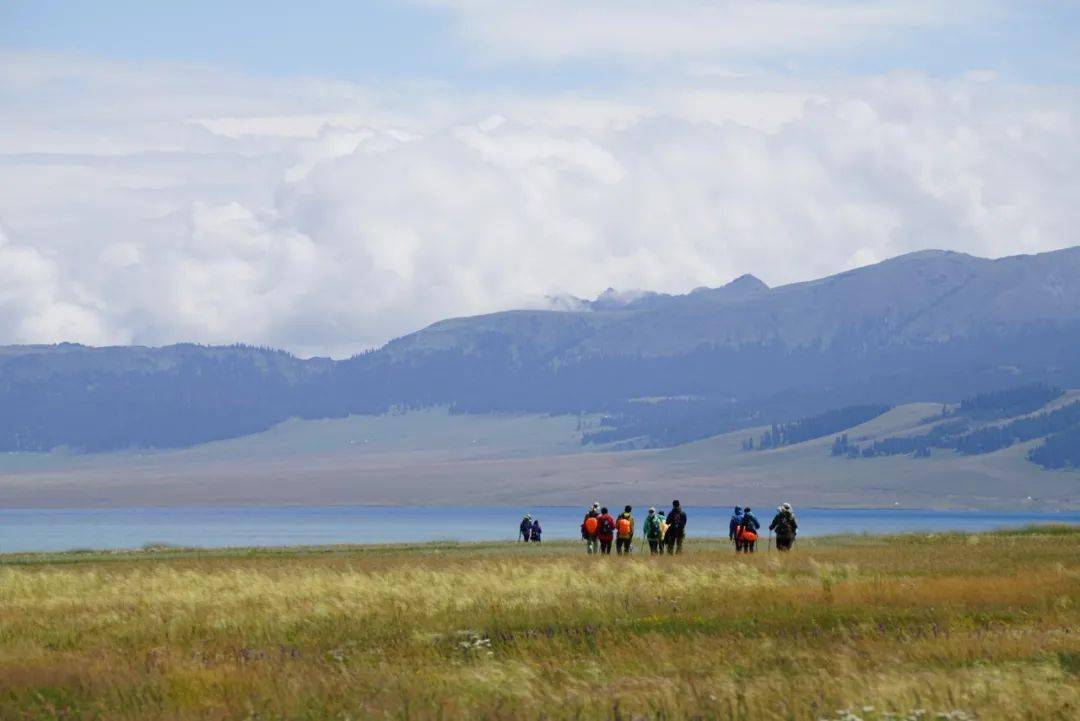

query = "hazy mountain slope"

[1,401,1074,510]
[3,246,1080,452]
[389,247,1080,358]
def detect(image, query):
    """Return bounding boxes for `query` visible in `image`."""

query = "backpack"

[774,512,794,537]
[598,516,615,536]
[644,515,660,539]
[582,516,599,537]
[616,517,632,538]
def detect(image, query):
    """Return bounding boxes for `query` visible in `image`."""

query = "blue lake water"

[0,506,1076,553]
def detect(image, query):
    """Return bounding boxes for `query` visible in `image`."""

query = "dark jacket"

[665,508,687,539]
[519,518,532,539]
[741,512,760,532]
[769,511,798,538]
[530,520,542,540]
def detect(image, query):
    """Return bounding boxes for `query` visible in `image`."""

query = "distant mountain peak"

[591,287,658,309]
[726,273,769,291]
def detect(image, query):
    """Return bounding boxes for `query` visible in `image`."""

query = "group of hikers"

[729,503,798,552]
[517,501,799,554]
[517,514,543,543]
[579,500,688,555]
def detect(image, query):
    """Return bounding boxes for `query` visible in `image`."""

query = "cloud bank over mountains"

[0,3,1078,357]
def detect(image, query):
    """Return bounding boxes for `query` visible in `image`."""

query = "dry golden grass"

[1,529,1077,720]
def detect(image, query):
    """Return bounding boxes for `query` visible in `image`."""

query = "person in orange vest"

[596,506,617,555]
[615,505,635,555]
[581,503,600,554]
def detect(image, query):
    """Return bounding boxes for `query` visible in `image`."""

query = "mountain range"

[4,246,1080,454]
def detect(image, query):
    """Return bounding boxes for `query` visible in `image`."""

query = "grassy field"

[3,404,1078,510]
[1,528,1078,720]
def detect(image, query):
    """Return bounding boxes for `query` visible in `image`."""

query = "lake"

[0,506,1076,553]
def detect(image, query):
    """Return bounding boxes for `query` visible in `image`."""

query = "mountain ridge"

[3,245,1080,453]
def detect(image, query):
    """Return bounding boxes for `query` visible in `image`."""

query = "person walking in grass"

[738,506,761,553]
[530,518,542,544]
[519,514,533,542]
[769,503,798,551]
[729,505,745,552]
[616,505,635,555]
[581,503,600,554]
[597,507,617,555]
[643,507,663,554]
[663,500,687,554]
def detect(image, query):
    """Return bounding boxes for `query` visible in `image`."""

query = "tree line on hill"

[1027,426,1080,469]
[743,404,892,451]
[958,384,1064,419]
[830,384,1080,468]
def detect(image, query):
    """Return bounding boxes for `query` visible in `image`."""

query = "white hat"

[781,503,792,512]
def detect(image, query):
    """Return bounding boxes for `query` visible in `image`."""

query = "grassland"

[1,528,1078,720]
[2,405,1078,510]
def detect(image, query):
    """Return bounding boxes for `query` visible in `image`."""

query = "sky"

[1,1,1078,357]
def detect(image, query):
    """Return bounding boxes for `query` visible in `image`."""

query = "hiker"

[597,506,617,555]
[643,507,663,554]
[582,504,601,554]
[663,500,687,554]
[738,506,761,553]
[616,505,635,555]
[729,506,745,552]
[769,503,798,552]
[519,514,533,542]
[530,518,543,543]
[657,510,668,551]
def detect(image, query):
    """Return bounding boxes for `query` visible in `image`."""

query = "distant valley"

[3,246,1080,508]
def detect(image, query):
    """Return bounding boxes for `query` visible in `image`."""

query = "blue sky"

[3,1,1077,86]
[0,1,1078,355]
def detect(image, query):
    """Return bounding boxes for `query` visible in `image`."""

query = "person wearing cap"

[519,513,533,542]
[615,505,635,555]
[769,503,798,551]
[581,504,601,554]
[643,507,662,554]
[663,500,687,554]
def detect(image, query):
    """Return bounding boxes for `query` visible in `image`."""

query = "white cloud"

[424,0,985,64]
[0,53,1077,357]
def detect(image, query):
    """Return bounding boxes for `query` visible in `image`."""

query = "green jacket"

[643,513,662,540]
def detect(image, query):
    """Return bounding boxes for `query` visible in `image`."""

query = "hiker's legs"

[777,536,793,551]
[674,535,684,554]
[648,540,659,554]
[586,537,598,554]
[616,538,630,555]
[600,539,612,555]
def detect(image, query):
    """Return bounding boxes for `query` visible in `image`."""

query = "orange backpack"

[616,518,632,538]
[738,526,758,543]
[583,516,599,536]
